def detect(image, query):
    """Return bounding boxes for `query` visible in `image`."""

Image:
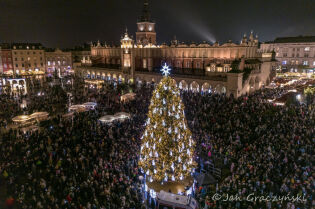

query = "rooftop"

[266,36,315,44]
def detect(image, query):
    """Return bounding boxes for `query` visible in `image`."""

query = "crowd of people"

[0,78,152,208]
[183,89,314,209]
[0,76,314,209]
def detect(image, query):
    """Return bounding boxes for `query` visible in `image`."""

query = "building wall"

[45,49,72,76]
[91,42,259,71]
[260,42,315,72]
[0,49,13,74]
[0,50,3,74]
[11,45,45,75]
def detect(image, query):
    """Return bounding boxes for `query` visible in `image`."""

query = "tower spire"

[140,0,151,22]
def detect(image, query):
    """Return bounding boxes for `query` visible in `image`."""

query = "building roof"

[0,43,11,49]
[267,36,315,44]
[138,0,152,22]
[11,43,44,50]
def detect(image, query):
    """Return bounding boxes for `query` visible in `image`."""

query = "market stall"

[69,105,87,112]
[82,102,97,110]
[120,93,136,102]
[29,112,49,121]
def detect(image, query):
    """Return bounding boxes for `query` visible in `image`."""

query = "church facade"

[77,0,276,97]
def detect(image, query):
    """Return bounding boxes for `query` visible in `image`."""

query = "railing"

[201,162,222,179]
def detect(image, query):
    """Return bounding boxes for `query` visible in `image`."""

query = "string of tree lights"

[139,64,196,183]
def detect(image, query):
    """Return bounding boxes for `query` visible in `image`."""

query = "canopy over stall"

[114,112,131,121]
[12,115,32,123]
[99,112,131,124]
[69,105,87,112]
[121,93,136,102]
[29,112,49,121]
[82,102,97,110]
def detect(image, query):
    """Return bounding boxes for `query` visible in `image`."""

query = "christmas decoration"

[139,65,195,183]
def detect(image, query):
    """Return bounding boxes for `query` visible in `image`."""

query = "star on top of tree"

[161,63,171,76]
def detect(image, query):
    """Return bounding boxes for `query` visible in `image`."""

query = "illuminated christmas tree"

[139,64,196,183]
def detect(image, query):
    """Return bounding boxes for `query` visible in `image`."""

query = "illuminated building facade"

[45,49,72,77]
[0,44,13,75]
[77,0,276,97]
[11,43,46,76]
[260,36,315,74]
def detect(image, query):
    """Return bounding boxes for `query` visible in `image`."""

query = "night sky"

[0,0,314,48]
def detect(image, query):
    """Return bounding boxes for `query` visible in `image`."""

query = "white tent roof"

[29,112,49,119]
[82,102,97,106]
[99,112,131,124]
[12,115,32,123]
[99,115,116,123]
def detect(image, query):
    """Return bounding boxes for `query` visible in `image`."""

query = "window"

[177,61,180,67]
[304,47,310,51]
[292,48,295,51]
[41,63,43,67]
[16,64,18,67]
[291,54,294,57]
[304,53,309,58]
[27,57,30,61]
[283,53,287,57]
[297,48,300,51]
[143,59,147,68]
[186,61,190,68]
[303,61,308,66]
[22,64,24,67]
[282,60,287,65]
[296,60,299,65]
[4,64,7,68]
[313,61,315,66]
[48,61,51,66]
[14,52,17,55]
[40,57,42,61]
[15,58,17,61]
[58,61,61,65]
[21,58,24,61]
[196,62,200,68]
[33,52,36,54]
[296,53,299,57]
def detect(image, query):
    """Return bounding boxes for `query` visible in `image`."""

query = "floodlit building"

[45,49,72,77]
[260,36,315,74]
[77,0,276,97]
[11,43,45,76]
[0,44,13,75]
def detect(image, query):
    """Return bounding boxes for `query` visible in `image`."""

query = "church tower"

[136,0,156,46]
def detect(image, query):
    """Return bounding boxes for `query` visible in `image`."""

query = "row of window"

[282,60,315,66]
[15,63,44,68]
[280,47,311,52]
[13,51,42,55]
[47,61,70,66]
[14,57,43,61]
[2,64,13,69]
[282,53,312,58]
